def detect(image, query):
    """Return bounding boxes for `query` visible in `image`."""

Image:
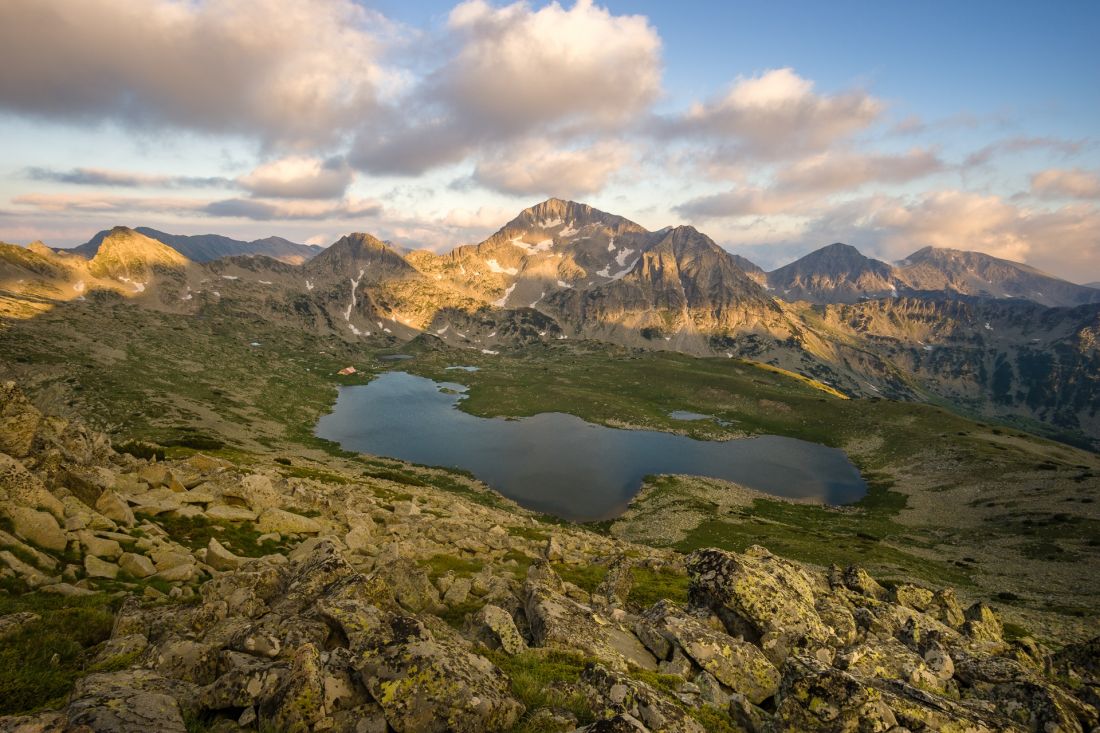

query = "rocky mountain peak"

[305,232,417,283]
[87,227,189,280]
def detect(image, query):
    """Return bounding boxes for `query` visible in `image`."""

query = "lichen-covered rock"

[525,561,656,672]
[468,604,527,655]
[640,600,780,704]
[0,612,40,641]
[583,664,706,733]
[595,555,635,605]
[373,556,440,613]
[66,670,193,733]
[355,616,524,733]
[223,473,282,511]
[205,537,243,571]
[119,552,156,578]
[686,547,829,663]
[773,655,899,732]
[963,602,1004,643]
[84,555,119,579]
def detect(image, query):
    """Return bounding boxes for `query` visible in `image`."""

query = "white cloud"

[351,0,660,175]
[472,140,632,196]
[238,157,354,199]
[775,149,944,193]
[1030,168,1100,200]
[661,68,882,159]
[0,0,394,148]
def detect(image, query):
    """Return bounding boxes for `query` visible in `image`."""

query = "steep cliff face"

[544,225,794,351]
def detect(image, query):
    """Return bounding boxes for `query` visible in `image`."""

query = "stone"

[963,602,1003,643]
[84,555,119,579]
[374,557,441,613]
[154,563,195,583]
[205,537,243,571]
[8,507,68,552]
[255,507,321,535]
[223,474,281,511]
[118,552,156,579]
[95,491,135,526]
[66,670,190,733]
[469,604,528,655]
[204,505,257,522]
[0,454,65,519]
[583,664,706,733]
[686,547,830,663]
[642,600,780,705]
[345,524,373,554]
[354,617,525,733]
[524,561,656,672]
[78,531,122,559]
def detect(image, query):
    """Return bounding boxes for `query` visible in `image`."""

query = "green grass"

[484,649,597,731]
[422,554,484,580]
[0,592,118,714]
[626,566,690,609]
[137,513,290,557]
[552,563,607,594]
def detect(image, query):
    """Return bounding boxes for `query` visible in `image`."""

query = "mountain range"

[2,198,1098,446]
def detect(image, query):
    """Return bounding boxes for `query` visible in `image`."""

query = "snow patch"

[556,280,572,288]
[73,280,85,293]
[487,259,519,275]
[118,277,146,293]
[510,236,554,254]
[984,322,993,331]
[221,275,239,280]
[345,268,365,335]
[558,225,577,238]
[305,279,314,291]
[436,325,450,335]
[493,283,516,307]
[258,280,272,285]
[537,217,564,228]
[487,331,496,337]
[615,248,635,267]
[529,292,545,307]
[480,349,499,355]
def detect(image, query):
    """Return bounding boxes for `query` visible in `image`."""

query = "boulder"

[524,562,656,672]
[686,547,829,663]
[583,664,706,733]
[118,552,156,579]
[963,602,1004,643]
[354,617,524,733]
[95,491,135,526]
[8,507,68,552]
[641,600,780,704]
[223,474,281,511]
[205,537,243,571]
[78,531,122,559]
[0,611,40,641]
[256,508,320,535]
[66,670,191,733]
[84,555,119,580]
[468,604,527,655]
[0,454,65,519]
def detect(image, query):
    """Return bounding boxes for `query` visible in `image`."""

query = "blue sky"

[1,0,1097,280]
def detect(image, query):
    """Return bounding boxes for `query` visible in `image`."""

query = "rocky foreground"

[0,381,1098,732]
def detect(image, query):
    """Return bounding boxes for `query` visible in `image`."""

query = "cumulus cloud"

[351,0,661,175]
[675,149,944,219]
[471,140,632,197]
[237,157,354,199]
[775,149,944,193]
[24,167,230,189]
[1030,168,1100,200]
[659,68,882,159]
[0,0,392,148]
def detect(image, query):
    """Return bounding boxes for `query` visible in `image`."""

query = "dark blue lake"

[315,372,866,521]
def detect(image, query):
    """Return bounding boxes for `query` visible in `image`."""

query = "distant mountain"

[766,242,900,303]
[72,227,320,264]
[895,247,1100,308]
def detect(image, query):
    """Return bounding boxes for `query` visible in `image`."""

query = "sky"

[1,0,1098,281]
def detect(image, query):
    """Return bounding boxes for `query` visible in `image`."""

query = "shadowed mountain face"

[72,227,320,264]
[2,199,1098,445]
[894,246,1100,308]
